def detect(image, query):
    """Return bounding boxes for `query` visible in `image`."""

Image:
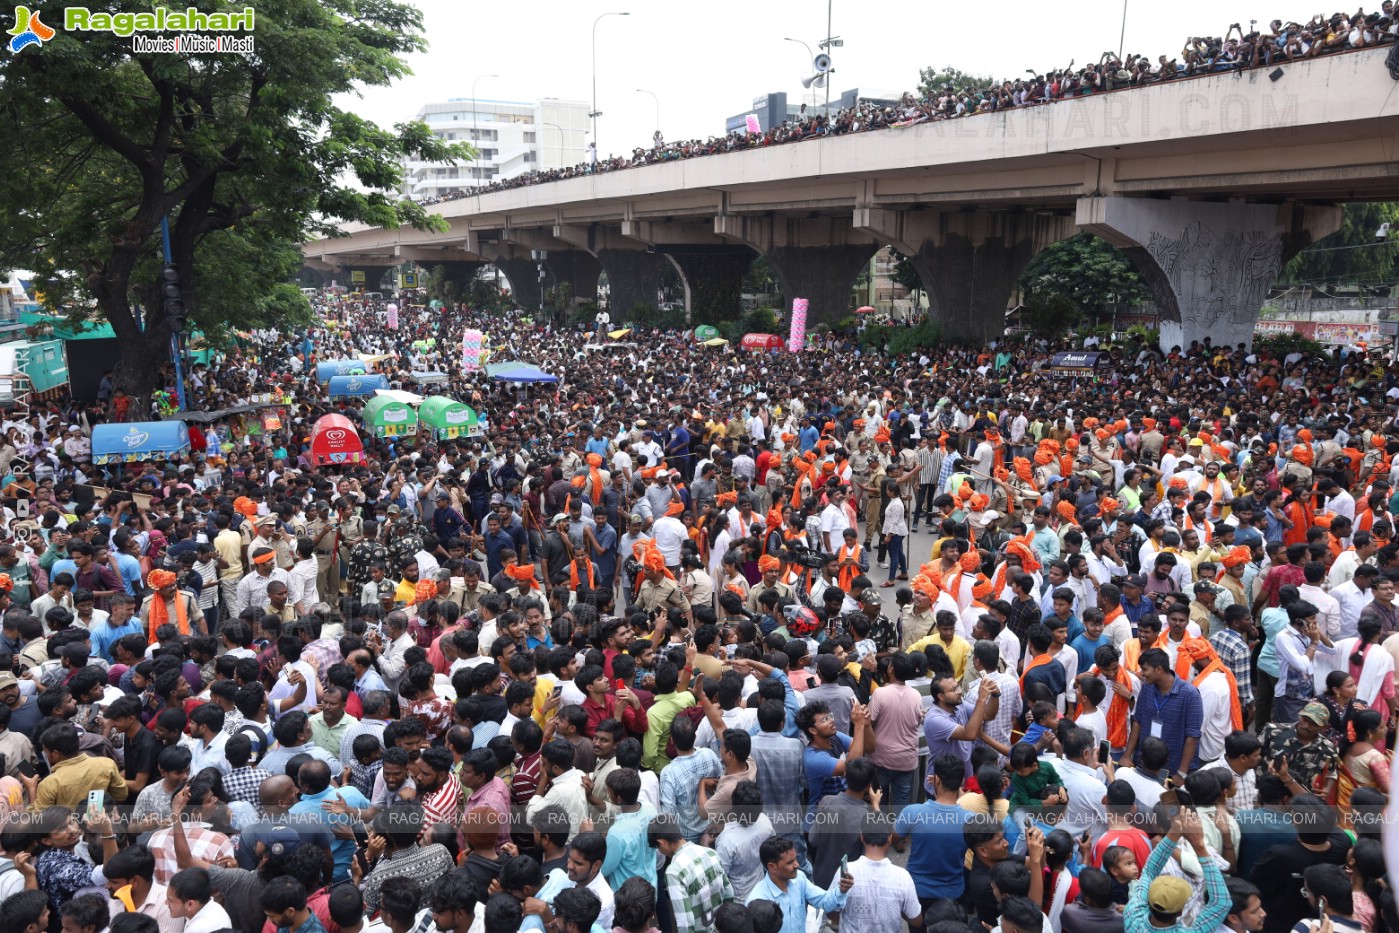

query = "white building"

[403,97,589,199]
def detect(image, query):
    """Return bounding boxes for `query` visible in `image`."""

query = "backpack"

[237,723,269,766]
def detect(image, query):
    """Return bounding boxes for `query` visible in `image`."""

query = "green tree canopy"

[1018,233,1150,319]
[0,0,472,396]
[918,65,994,98]
[1281,202,1399,289]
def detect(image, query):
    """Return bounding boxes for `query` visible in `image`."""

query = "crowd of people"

[0,292,1393,933]
[413,12,1397,205]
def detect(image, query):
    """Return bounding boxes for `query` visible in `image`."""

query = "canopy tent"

[409,371,449,385]
[357,353,393,367]
[701,337,729,347]
[607,328,632,339]
[327,374,389,398]
[92,421,191,465]
[855,305,877,314]
[361,396,419,438]
[314,359,366,383]
[373,388,425,406]
[693,325,721,341]
[418,396,483,439]
[740,333,784,352]
[309,414,364,465]
[485,361,560,384]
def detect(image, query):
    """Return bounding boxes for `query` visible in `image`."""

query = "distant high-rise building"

[402,96,589,199]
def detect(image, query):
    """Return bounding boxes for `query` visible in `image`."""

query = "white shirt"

[1054,757,1108,842]
[1194,670,1234,762]
[524,768,589,842]
[183,898,233,933]
[651,516,688,565]
[1075,708,1108,748]
[269,659,320,715]
[1298,584,1342,640]
[189,730,231,775]
[819,503,851,549]
[1329,489,1356,521]
[1331,580,1370,640]
[1274,627,1340,698]
[287,558,320,613]
[1116,766,1165,814]
[1327,550,1363,590]
[840,856,922,933]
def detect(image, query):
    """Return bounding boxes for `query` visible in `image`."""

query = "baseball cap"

[432,568,452,582]
[0,673,16,690]
[1298,701,1330,726]
[551,513,569,525]
[1148,876,1192,915]
[386,504,401,514]
[1124,574,1146,588]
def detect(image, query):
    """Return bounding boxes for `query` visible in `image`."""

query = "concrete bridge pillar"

[714,215,878,323]
[1077,198,1342,350]
[431,261,486,296]
[542,251,602,305]
[660,248,755,326]
[491,256,552,311]
[595,249,662,316]
[855,209,1074,343]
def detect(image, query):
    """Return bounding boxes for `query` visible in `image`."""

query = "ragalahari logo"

[8,5,55,52]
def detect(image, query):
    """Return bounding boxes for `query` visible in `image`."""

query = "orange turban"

[1179,638,1216,663]
[149,569,178,589]
[994,467,1009,482]
[1095,428,1109,441]
[821,461,836,474]
[1033,449,1054,466]
[1297,429,1313,443]
[874,429,891,444]
[640,466,659,480]
[1222,546,1250,569]
[1142,418,1156,430]
[972,575,993,601]
[1373,435,1387,449]
[0,574,11,593]
[758,555,782,573]
[823,422,835,432]
[1100,497,1120,513]
[571,475,587,489]
[1065,438,1080,451]
[803,451,818,464]
[505,563,540,588]
[911,574,939,599]
[1291,444,1314,466]
[642,549,668,575]
[1197,430,1212,443]
[969,493,988,511]
[1014,457,1036,486]
[716,491,738,507]
[413,579,437,604]
[781,433,796,443]
[959,551,981,572]
[1004,537,1041,573]
[918,564,944,588]
[853,419,866,430]
[957,482,974,501]
[1114,420,1129,434]
[666,501,685,517]
[1056,500,1078,523]
[1168,476,1190,490]
[1083,418,1099,429]
[586,453,603,467]
[233,497,257,518]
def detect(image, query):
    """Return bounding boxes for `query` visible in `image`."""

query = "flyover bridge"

[305,48,1399,348]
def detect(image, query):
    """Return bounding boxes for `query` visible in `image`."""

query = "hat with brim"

[1147,877,1192,915]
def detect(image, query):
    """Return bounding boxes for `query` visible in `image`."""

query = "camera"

[789,544,830,571]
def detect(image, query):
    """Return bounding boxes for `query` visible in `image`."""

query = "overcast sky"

[339,0,1272,160]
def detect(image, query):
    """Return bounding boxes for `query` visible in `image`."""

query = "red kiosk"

[740,333,784,352]
[310,414,364,465]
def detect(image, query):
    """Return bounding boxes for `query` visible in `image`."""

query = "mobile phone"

[15,759,35,778]
[1098,740,1111,764]
[551,684,563,698]
[1024,816,1035,833]
[87,789,104,815]
[840,854,850,877]
[1174,788,1195,809]
[1318,896,1327,918]
[613,679,626,692]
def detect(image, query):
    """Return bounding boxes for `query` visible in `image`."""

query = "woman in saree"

[1321,617,1395,749]
[1336,708,1390,817]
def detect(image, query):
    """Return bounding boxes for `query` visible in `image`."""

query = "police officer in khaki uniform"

[305,503,338,604]
[334,498,364,596]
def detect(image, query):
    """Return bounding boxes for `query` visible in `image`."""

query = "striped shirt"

[1209,628,1253,707]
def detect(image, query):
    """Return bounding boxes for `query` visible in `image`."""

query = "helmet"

[785,606,821,638]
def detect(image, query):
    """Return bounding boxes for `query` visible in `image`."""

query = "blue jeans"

[875,765,916,810]
[885,535,907,581]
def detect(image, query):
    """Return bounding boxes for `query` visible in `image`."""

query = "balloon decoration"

[386,303,398,330]
[462,329,484,372]
[745,113,761,135]
[788,298,808,352]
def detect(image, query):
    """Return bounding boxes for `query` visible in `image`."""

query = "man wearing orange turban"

[636,541,692,624]
[748,553,794,615]
[504,562,541,593]
[1185,638,1244,752]
[140,568,198,640]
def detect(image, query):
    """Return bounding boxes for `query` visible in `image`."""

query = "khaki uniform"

[637,577,691,616]
[337,513,365,594]
[744,580,793,614]
[307,518,338,602]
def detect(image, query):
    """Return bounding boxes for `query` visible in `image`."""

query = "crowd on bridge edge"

[414,10,1399,206]
[0,291,1396,933]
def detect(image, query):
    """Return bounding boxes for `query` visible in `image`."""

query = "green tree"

[917,65,994,97]
[1018,233,1149,320]
[1021,290,1082,338]
[0,0,472,398]
[1281,202,1399,288]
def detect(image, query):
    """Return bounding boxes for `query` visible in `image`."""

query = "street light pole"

[1118,0,1128,59]
[635,88,659,142]
[471,73,499,189]
[541,121,565,166]
[590,11,629,151]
